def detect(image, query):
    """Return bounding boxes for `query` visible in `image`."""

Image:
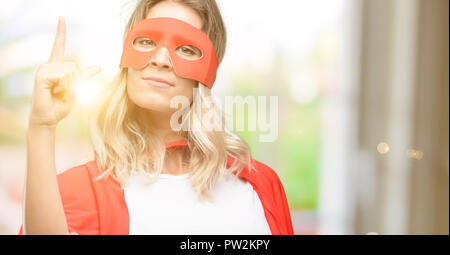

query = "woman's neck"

[161,147,190,175]
[136,107,190,175]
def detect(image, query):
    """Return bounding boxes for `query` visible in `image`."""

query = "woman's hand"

[29,16,101,127]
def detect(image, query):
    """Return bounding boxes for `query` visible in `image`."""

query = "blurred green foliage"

[230,64,321,210]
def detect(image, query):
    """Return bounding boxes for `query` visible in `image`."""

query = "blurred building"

[320,0,448,234]
[353,0,449,235]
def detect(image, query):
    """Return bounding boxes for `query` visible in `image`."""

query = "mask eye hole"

[175,45,203,60]
[132,37,156,52]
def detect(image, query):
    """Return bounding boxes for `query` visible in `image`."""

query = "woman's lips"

[143,77,174,88]
[144,79,172,88]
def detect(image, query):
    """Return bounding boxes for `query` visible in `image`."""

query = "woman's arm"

[24,124,68,235]
[22,16,101,235]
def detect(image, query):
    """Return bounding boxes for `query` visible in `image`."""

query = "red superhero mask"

[120,17,219,89]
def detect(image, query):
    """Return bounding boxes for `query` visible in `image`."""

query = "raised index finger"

[48,16,66,63]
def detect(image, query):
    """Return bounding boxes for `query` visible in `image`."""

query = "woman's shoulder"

[235,157,286,189]
[57,160,98,184]
[252,158,282,177]
[250,158,278,176]
[56,160,103,200]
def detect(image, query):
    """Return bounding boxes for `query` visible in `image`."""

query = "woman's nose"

[149,47,172,70]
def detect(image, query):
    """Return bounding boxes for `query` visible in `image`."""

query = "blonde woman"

[20,0,293,235]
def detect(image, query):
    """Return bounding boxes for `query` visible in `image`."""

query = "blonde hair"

[90,0,253,202]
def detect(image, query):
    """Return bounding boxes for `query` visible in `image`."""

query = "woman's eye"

[139,39,155,46]
[180,46,195,55]
[176,45,202,60]
[132,37,156,51]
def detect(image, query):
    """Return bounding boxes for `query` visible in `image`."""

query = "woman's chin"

[133,98,172,113]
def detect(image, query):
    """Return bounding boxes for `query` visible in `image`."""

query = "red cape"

[19,154,293,235]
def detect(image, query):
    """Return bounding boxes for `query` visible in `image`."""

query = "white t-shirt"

[122,171,272,235]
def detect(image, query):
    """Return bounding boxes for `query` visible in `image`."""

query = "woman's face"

[126,1,203,113]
